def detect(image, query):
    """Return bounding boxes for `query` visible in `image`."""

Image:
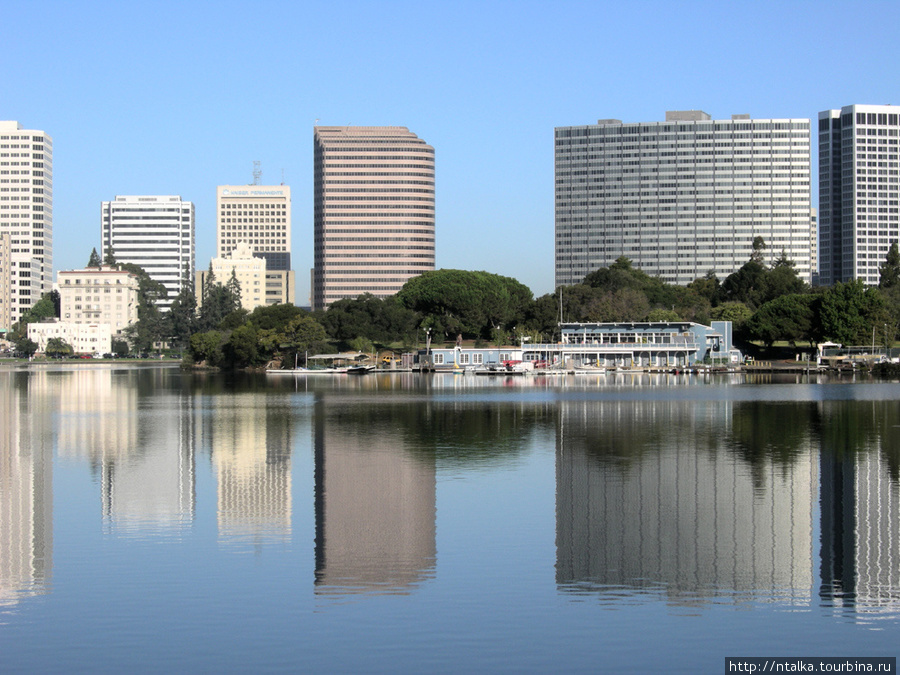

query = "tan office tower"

[216,184,293,306]
[312,126,435,310]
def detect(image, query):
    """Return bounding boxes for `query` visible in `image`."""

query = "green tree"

[14,336,38,357]
[750,236,767,264]
[745,294,816,347]
[710,301,754,329]
[583,287,649,322]
[248,303,304,331]
[720,260,768,308]
[198,271,241,332]
[879,243,900,290]
[819,280,886,345]
[104,246,117,266]
[223,323,260,368]
[117,263,168,352]
[87,248,102,268]
[349,336,375,355]
[45,337,74,359]
[318,294,417,345]
[647,308,681,322]
[396,270,532,340]
[272,315,331,368]
[164,265,198,349]
[189,330,226,367]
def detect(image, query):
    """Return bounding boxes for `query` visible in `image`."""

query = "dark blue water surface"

[1,364,898,673]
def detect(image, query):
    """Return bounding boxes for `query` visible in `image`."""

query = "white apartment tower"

[313,126,435,310]
[818,105,900,286]
[0,121,53,330]
[101,195,195,311]
[555,111,812,287]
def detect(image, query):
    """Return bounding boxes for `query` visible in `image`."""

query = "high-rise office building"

[818,105,900,287]
[101,195,195,311]
[555,111,812,287]
[312,126,435,310]
[0,121,53,330]
[215,184,293,306]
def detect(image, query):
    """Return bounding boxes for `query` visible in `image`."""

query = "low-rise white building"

[58,265,139,336]
[28,320,111,355]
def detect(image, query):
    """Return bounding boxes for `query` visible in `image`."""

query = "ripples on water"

[1,364,899,673]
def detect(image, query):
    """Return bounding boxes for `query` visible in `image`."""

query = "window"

[459,353,470,365]
[433,353,444,365]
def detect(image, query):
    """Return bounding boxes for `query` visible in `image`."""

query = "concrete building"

[555,111,812,287]
[0,232,11,339]
[216,184,291,270]
[101,195,195,311]
[0,121,53,329]
[197,243,295,310]
[58,265,139,336]
[27,320,111,355]
[196,242,266,311]
[215,184,293,306]
[312,126,435,310]
[818,105,900,286]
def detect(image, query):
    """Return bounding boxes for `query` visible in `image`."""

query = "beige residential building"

[197,242,295,310]
[58,265,139,335]
[197,242,266,311]
[312,126,435,310]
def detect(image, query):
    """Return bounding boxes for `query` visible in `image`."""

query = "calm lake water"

[1,364,899,673]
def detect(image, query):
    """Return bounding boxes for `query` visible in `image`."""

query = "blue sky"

[3,0,899,303]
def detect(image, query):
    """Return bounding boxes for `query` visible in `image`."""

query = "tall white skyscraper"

[818,105,900,286]
[555,111,812,287]
[101,195,195,311]
[0,121,53,330]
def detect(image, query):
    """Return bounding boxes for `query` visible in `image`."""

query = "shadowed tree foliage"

[396,269,532,340]
[118,262,168,352]
[879,243,900,290]
[317,294,418,345]
[818,280,886,345]
[744,294,817,347]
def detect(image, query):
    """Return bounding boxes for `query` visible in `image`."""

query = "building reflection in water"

[819,400,900,619]
[0,371,53,606]
[47,368,195,536]
[313,398,436,595]
[211,394,292,545]
[556,398,817,606]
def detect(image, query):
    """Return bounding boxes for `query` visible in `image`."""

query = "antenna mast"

[252,161,262,185]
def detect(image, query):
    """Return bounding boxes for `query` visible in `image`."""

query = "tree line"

[9,239,900,366]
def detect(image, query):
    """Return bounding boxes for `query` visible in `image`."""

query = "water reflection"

[313,397,436,595]
[556,398,818,606]
[819,400,900,620]
[209,393,293,545]
[0,371,53,607]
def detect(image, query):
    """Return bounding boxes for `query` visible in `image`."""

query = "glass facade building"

[555,112,812,287]
[818,105,900,287]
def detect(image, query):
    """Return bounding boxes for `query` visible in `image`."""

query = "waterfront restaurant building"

[429,321,738,370]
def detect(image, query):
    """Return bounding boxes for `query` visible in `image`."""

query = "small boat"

[346,364,376,375]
